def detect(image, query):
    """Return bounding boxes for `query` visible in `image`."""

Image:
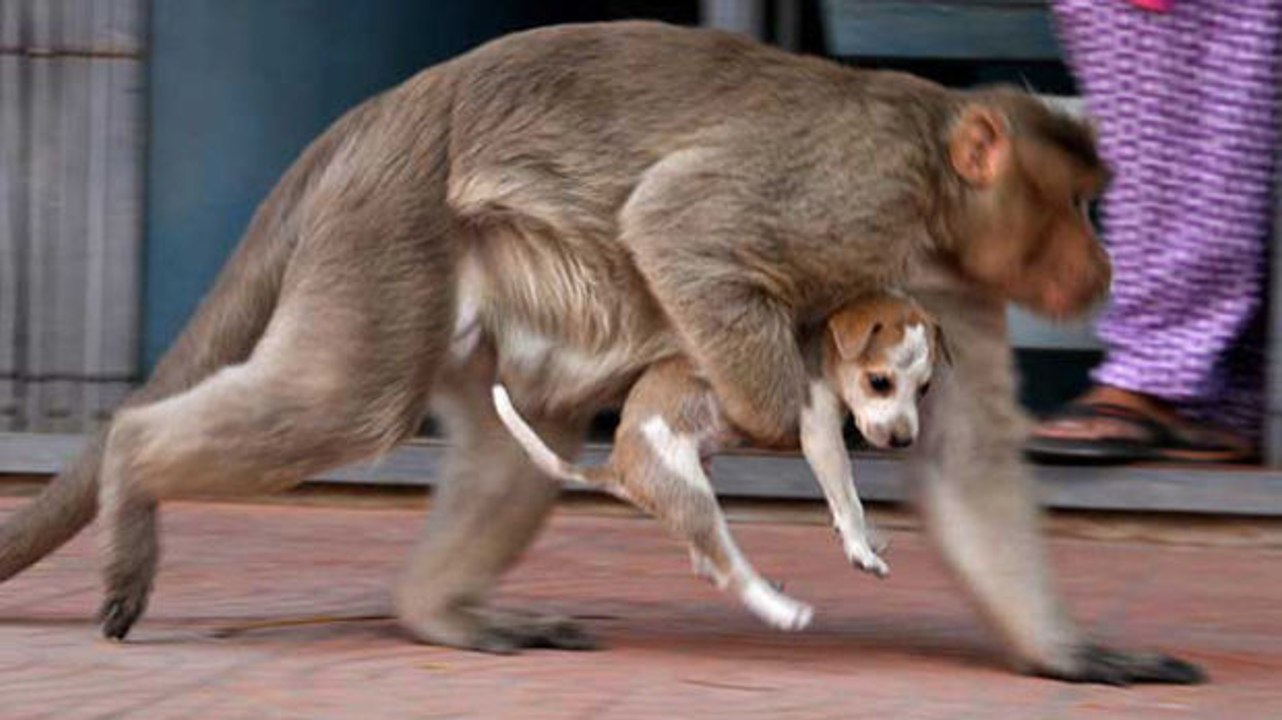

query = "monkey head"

[942,91,1112,320]
[824,295,948,450]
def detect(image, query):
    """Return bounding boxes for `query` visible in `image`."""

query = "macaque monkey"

[0,22,1199,684]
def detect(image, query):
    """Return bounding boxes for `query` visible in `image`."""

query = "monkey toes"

[98,590,148,642]
[98,553,156,642]
[1041,644,1207,686]
[404,608,602,655]
[470,618,600,654]
[511,618,601,651]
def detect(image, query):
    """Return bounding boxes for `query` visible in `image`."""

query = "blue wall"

[143,1,599,369]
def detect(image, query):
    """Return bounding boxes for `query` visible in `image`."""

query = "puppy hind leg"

[623,418,813,631]
[637,485,813,631]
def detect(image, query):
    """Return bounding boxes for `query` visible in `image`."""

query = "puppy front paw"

[847,543,890,578]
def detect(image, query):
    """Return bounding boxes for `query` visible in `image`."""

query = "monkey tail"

[0,433,105,583]
[0,226,293,583]
[0,96,379,583]
[491,385,596,486]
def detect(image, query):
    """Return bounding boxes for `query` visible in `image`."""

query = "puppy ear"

[827,307,881,360]
[949,104,1011,187]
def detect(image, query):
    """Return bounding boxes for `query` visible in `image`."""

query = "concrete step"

[5,432,1282,517]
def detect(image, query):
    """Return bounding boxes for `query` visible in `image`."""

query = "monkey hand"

[1035,644,1206,686]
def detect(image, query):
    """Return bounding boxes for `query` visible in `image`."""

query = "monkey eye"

[868,374,894,395]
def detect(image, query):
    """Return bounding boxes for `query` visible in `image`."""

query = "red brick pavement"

[1,496,1279,719]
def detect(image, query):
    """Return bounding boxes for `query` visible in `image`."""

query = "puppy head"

[824,294,946,449]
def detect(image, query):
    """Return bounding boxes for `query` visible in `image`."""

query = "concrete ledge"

[821,0,1061,61]
[4,432,1281,517]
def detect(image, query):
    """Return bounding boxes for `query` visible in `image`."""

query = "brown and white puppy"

[491,293,945,630]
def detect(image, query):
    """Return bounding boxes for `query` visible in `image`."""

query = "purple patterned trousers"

[1051,0,1282,438]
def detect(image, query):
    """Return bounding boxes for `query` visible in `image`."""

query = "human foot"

[1026,386,1255,465]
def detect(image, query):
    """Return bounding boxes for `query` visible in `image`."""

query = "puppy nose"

[889,435,913,449]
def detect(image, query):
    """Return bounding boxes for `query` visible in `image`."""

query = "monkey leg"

[907,288,1204,685]
[395,362,596,654]
[622,148,809,446]
[97,209,456,641]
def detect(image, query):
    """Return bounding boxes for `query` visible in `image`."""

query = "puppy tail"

[491,385,592,486]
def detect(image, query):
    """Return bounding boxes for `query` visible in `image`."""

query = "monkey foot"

[98,591,149,641]
[497,614,600,652]
[472,618,600,654]
[1039,644,1207,686]
[404,607,601,655]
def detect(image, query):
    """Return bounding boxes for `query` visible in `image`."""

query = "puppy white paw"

[847,544,890,578]
[740,579,813,631]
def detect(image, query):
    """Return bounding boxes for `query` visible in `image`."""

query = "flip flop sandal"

[1024,402,1255,466]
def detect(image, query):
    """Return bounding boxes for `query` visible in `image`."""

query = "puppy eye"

[868,374,894,395]
[918,381,931,399]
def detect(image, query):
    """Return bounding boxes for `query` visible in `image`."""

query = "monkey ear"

[828,311,880,360]
[949,105,1010,187]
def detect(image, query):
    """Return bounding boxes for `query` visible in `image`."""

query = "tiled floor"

[1,496,1278,719]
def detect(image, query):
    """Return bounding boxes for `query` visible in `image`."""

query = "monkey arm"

[651,270,807,446]
[906,283,1203,684]
[906,291,1078,668]
[621,149,811,446]
[630,265,807,446]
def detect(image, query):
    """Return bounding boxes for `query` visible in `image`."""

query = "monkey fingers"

[97,490,159,642]
[476,607,601,652]
[99,591,148,642]
[622,151,808,447]
[1039,644,1207,686]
